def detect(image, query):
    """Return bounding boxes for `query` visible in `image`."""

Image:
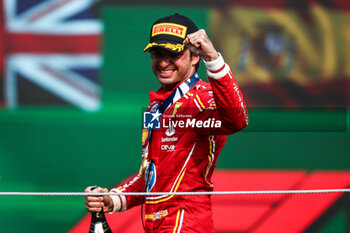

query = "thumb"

[91,187,108,193]
[100,188,109,193]
[183,37,189,45]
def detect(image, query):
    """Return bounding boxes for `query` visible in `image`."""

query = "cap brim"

[144,42,185,53]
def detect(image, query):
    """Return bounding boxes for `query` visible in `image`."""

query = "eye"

[169,53,180,58]
[169,52,183,59]
[151,51,162,58]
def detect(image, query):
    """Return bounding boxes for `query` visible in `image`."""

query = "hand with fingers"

[84,186,114,213]
[183,29,219,62]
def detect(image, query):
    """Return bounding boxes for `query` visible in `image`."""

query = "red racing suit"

[110,54,248,233]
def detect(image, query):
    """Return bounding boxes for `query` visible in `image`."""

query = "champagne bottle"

[88,209,113,233]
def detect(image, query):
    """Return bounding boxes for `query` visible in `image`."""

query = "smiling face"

[150,48,200,90]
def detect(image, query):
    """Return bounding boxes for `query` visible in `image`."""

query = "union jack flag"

[0,0,102,111]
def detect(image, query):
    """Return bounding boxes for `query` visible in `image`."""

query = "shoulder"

[189,79,216,109]
[190,79,213,97]
[193,79,212,93]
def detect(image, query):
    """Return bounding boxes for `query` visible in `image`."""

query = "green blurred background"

[1,3,349,233]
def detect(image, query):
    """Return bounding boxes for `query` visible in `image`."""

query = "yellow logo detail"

[144,42,185,53]
[172,102,183,116]
[152,23,187,38]
[142,129,148,144]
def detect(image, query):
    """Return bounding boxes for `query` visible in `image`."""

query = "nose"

[158,55,172,68]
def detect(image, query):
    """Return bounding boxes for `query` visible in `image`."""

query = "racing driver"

[84,13,249,233]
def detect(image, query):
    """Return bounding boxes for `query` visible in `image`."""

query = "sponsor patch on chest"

[161,137,178,142]
[161,144,175,151]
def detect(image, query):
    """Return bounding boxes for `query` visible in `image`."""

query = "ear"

[191,54,200,67]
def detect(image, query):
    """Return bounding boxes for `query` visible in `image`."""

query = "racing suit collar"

[149,82,182,102]
[149,72,200,103]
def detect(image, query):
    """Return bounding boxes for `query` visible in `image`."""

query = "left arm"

[184,29,249,133]
[204,54,249,132]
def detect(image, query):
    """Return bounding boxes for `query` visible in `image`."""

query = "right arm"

[84,173,145,213]
[109,174,145,212]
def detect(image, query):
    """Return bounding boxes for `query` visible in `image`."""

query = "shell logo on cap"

[152,23,187,38]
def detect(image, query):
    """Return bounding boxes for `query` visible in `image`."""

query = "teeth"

[161,70,173,74]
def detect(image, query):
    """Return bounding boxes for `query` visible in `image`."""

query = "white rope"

[0,189,350,196]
